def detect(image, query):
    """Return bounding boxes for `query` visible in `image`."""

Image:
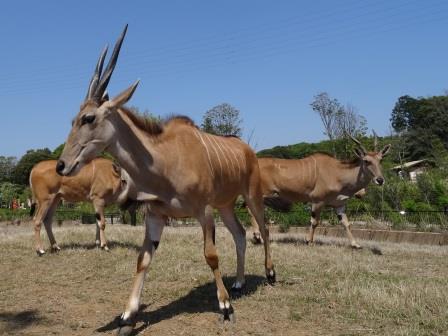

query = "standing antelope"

[251,135,390,248]
[55,25,274,335]
[30,158,134,255]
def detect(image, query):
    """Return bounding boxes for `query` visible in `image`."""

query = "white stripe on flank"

[311,156,318,184]
[209,134,230,175]
[195,130,215,178]
[223,140,240,178]
[216,137,235,178]
[205,133,223,178]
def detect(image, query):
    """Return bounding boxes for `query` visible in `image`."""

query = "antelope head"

[350,131,391,186]
[57,25,139,176]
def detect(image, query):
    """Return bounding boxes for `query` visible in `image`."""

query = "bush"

[0,208,30,221]
[265,204,310,232]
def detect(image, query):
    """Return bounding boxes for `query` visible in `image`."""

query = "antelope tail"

[263,196,292,212]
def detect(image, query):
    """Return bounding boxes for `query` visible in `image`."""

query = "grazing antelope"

[30,158,134,256]
[55,25,274,335]
[251,135,390,248]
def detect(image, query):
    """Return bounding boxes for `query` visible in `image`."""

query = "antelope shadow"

[272,236,383,255]
[96,274,266,335]
[57,240,141,252]
[0,310,46,334]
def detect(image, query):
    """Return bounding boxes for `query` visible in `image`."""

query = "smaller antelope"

[252,134,390,248]
[30,158,134,255]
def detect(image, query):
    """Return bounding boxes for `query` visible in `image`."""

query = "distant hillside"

[257,136,394,161]
[257,140,333,159]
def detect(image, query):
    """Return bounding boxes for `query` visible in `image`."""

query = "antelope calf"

[30,158,133,255]
[252,135,390,248]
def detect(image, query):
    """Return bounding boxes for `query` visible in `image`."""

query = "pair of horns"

[86,24,128,102]
[348,130,379,154]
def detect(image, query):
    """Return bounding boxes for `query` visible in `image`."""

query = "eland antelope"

[251,135,390,248]
[30,158,134,255]
[55,25,274,335]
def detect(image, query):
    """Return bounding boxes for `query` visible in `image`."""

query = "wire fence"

[1,207,448,232]
[170,208,448,232]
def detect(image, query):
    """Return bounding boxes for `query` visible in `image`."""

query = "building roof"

[391,159,427,171]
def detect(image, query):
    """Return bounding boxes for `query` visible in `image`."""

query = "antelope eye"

[363,159,371,165]
[81,114,96,125]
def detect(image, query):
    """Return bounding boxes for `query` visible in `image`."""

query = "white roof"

[391,159,427,170]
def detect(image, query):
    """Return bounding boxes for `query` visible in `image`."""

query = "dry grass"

[0,222,447,336]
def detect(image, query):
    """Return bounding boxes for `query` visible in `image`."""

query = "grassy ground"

[0,222,447,336]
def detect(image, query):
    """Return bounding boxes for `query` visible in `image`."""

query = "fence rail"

[1,207,448,232]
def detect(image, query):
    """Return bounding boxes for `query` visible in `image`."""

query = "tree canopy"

[390,95,448,161]
[12,148,53,185]
[201,103,243,137]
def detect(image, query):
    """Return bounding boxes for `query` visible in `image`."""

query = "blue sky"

[1,0,447,158]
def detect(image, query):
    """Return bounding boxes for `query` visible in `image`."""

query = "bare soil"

[0,222,447,335]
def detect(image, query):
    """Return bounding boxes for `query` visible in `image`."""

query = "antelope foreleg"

[245,195,275,284]
[307,204,323,245]
[337,207,361,249]
[42,200,60,252]
[93,200,108,250]
[248,207,262,244]
[219,206,246,292]
[33,201,47,255]
[119,212,165,333]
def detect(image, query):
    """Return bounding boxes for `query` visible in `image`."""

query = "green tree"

[201,103,242,137]
[390,95,418,132]
[12,148,53,185]
[52,144,65,159]
[310,92,343,143]
[390,95,448,161]
[0,182,23,207]
[0,156,17,183]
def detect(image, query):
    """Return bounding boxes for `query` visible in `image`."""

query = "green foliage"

[52,144,65,159]
[0,182,24,207]
[13,148,53,185]
[0,156,17,183]
[201,103,242,137]
[390,95,448,161]
[266,203,310,232]
[0,208,30,221]
[257,134,392,162]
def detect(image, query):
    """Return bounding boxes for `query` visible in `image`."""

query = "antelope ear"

[379,144,391,158]
[353,148,364,158]
[104,80,140,109]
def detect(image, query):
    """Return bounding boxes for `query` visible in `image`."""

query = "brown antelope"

[55,25,274,335]
[30,158,134,256]
[251,135,390,248]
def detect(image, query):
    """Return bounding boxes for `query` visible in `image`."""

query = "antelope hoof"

[101,245,110,252]
[117,317,134,336]
[219,303,235,323]
[36,249,46,257]
[230,282,245,297]
[251,233,262,245]
[351,243,362,249]
[50,245,61,253]
[266,269,276,285]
